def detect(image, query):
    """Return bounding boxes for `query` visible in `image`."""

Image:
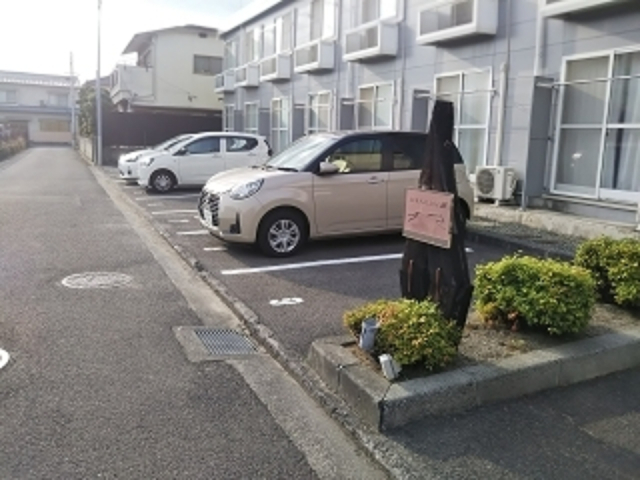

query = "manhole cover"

[61,272,134,289]
[194,329,257,355]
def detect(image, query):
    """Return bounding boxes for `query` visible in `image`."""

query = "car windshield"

[263,134,337,172]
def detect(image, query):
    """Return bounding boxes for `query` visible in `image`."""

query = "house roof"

[0,70,77,88]
[222,0,289,36]
[122,25,219,54]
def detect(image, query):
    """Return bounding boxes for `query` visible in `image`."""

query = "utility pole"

[95,0,103,166]
[70,52,77,149]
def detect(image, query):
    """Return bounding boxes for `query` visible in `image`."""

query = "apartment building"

[110,25,225,114]
[0,70,75,145]
[217,0,640,224]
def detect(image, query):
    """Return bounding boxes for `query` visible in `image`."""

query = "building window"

[435,69,491,174]
[244,103,259,135]
[553,50,640,202]
[420,0,473,36]
[224,105,235,132]
[357,83,394,130]
[224,40,238,70]
[308,91,332,134]
[0,90,17,104]
[193,55,223,75]
[271,97,291,153]
[263,12,293,58]
[39,119,70,132]
[352,0,398,26]
[243,28,262,64]
[47,93,69,107]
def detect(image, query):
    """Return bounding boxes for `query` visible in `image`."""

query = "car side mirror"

[318,161,339,175]
[175,147,189,156]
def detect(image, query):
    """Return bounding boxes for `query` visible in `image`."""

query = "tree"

[77,83,114,137]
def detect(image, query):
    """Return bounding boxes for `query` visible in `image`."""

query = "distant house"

[0,70,77,145]
[109,25,224,115]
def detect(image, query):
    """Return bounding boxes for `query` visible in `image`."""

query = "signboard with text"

[402,189,454,248]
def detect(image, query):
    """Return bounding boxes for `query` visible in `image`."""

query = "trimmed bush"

[343,298,461,370]
[475,255,596,335]
[0,137,26,160]
[575,237,640,308]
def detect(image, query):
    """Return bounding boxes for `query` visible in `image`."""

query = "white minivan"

[137,132,271,193]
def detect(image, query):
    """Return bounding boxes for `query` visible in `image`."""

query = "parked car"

[198,131,475,257]
[118,133,194,182]
[137,132,271,193]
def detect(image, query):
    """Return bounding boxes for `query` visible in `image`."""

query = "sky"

[0,0,255,82]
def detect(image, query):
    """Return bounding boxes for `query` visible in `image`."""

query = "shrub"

[343,298,461,370]
[475,255,596,335]
[575,237,640,308]
[0,137,26,160]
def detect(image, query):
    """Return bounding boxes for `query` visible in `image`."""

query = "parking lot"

[105,168,508,360]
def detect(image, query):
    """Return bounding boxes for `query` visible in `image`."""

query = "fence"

[102,111,222,148]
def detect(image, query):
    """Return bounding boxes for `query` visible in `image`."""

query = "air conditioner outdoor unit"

[474,166,517,201]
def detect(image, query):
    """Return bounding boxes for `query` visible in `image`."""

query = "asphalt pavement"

[0,148,386,480]
[98,163,640,480]
[103,175,506,360]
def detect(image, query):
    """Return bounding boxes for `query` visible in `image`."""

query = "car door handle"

[247,152,257,157]
[367,177,383,184]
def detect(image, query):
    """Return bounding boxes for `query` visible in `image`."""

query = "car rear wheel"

[257,209,307,257]
[150,170,176,193]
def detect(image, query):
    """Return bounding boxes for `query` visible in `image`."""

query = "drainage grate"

[194,328,257,356]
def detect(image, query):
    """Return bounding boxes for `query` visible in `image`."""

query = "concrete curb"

[309,327,640,431]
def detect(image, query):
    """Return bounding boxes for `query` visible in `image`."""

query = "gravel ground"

[469,216,584,258]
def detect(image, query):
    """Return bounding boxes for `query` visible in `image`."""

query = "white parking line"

[147,203,164,207]
[176,230,209,236]
[0,348,10,370]
[204,246,227,251]
[168,219,190,224]
[136,193,200,201]
[151,210,197,215]
[220,253,403,276]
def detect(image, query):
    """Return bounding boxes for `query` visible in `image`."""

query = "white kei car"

[117,134,194,182]
[137,132,271,193]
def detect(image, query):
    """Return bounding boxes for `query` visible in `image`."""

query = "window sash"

[553,50,640,200]
[224,106,235,132]
[308,92,332,133]
[356,83,393,130]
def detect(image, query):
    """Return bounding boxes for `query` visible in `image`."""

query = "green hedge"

[475,255,596,335]
[575,237,640,309]
[344,299,461,370]
[0,137,26,160]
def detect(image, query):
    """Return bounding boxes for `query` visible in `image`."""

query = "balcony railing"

[234,64,259,89]
[344,21,398,62]
[259,53,291,82]
[214,71,235,93]
[541,0,630,17]
[417,0,498,45]
[294,39,335,74]
[109,64,153,105]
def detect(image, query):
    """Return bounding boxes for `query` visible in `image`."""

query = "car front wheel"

[150,170,176,193]
[257,210,307,257]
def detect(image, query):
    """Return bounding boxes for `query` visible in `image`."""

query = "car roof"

[310,130,427,140]
[188,131,265,139]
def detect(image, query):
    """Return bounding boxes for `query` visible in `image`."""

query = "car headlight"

[229,179,264,200]
[141,157,155,167]
[126,154,141,163]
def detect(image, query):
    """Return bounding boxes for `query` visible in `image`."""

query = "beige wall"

[152,30,224,111]
[0,83,71,108]
[0,112,71,145]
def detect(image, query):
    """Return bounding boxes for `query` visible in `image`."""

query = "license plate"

[204,208,212,226]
